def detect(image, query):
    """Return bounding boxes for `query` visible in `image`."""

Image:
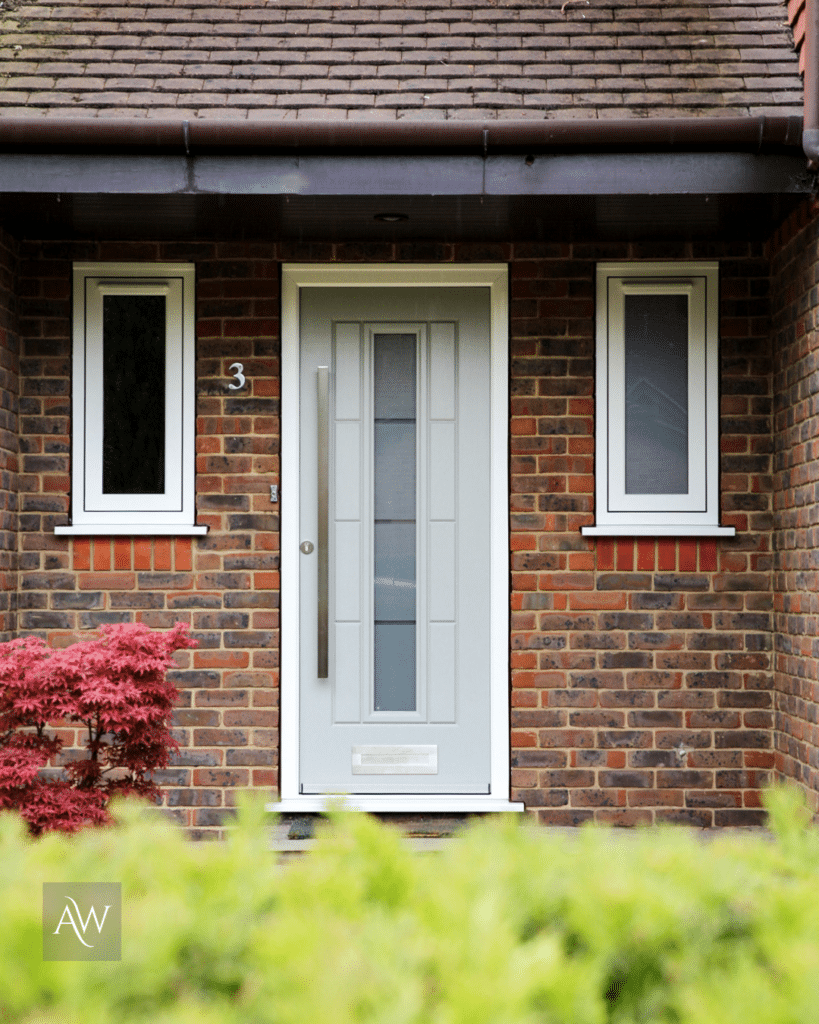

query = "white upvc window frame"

[582,262,734,538]
[56,262,206,536]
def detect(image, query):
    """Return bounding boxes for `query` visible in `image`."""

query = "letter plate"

[352,745,438,775]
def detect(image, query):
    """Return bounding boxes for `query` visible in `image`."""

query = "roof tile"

[0,0,804,121]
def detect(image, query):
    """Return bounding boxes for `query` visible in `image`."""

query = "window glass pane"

[624,294,689,495]
[102,295,166,495]
[373,333,416,712]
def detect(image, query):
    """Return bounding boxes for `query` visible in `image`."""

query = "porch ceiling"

[0,191,806,244]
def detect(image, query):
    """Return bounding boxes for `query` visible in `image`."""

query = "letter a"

[53,904,94,948]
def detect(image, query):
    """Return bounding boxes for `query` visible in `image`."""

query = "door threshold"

[270,796,525,814]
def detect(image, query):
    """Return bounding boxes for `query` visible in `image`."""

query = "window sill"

[55,525,209,536]
[581,525,736,537]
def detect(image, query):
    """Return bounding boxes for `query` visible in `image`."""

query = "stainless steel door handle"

[316,366,329,679]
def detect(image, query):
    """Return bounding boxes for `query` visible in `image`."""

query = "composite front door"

[298,286,492,795]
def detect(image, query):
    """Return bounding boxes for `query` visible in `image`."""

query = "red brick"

[73,538,90,571]
[78,572,135,591]
[699,540,718,572]
[254,572,280,589]
[568,592,626,610]
[657,539,676,571]
[251,770,279,787]
[195,651,250,670]
[678,539,697,572]
[92,539,111,572]
[133,539,152,570]
[615,539,634,572]
[595,539,615,571]
[113,537,131,571]
[636,539,654,572]
[155,539,172,572]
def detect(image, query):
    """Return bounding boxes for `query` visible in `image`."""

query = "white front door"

[299,286,490,794]
[278,265,519,811]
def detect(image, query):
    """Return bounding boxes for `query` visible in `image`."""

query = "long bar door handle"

[316,366,329,679]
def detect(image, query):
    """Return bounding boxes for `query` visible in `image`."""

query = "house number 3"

[228,362,246,390]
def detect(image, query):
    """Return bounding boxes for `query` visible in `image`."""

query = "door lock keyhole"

[299,541,314,554]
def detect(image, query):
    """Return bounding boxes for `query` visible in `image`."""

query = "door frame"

[274,264,523,813]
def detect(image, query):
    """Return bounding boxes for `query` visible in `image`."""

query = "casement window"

[56,263,205,536]
[582,262,734,537]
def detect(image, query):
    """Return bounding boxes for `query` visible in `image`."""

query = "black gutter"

[805,0,819,169]
[0,116,804,157]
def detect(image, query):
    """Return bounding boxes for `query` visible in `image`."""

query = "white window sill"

[581,525,735,537]
[55,525,209,536]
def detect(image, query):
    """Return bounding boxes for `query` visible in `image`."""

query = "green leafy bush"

[3,786,819,1024]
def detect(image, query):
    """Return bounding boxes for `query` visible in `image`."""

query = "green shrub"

[3,786,819,1024]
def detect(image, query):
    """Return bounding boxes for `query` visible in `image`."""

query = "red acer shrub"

[0,621,196,836]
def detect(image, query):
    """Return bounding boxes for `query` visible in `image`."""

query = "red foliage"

[0,622,196,836]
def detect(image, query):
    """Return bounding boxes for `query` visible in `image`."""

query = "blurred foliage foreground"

[2,786,819,1024]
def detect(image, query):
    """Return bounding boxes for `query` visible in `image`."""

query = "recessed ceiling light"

[374,212,408,223]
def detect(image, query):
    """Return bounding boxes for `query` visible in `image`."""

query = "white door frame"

[273,264,523,813]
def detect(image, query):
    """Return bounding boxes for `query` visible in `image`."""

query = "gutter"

[805,0,819,169]
[0,115,804,157]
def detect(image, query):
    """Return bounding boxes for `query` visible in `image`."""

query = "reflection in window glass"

[102,295,166,495]
[373,334,416,712]
[624,294,689,495]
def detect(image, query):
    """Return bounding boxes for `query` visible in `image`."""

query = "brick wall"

[770,198,819,813]
[15,237,779,834]
[0,227,18,641]
[509,241,775,826]
[17,240,280,839]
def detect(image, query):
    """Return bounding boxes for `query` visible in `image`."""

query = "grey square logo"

[43,883,121,961]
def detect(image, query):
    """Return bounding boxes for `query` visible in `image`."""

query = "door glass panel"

[374,623,416,713]
[374,423,415,518]
[374,522,416,620]
[624,293,689,495]
[374,333,416,418]
[373,333,416,712]
[102,294,166,494]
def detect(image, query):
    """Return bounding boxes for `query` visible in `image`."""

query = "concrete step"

[269,814,772,855]
[270,813,474,854]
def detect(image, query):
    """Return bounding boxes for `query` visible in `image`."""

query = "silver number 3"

[228,362,246,390]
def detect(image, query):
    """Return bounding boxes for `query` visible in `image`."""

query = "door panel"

[299,287,491,794]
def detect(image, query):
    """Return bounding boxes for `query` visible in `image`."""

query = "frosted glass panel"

[374,423,415,518]
[374,523,416,621]
[374,334,416,418]
[373,332,416,713]
[624,293,689,495]
[374,624,416,712]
